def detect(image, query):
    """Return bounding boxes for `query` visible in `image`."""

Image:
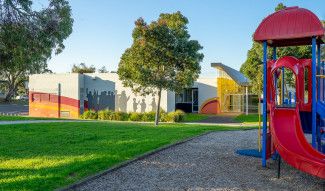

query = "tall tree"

[118,12,203,125]
[240,3,319,94]
[71,63,96,73]
[98,66,108,73]
[0,0,73,101]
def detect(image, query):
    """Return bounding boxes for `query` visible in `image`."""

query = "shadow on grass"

[0,122,255,190]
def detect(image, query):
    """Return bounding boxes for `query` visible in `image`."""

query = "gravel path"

[71,130,324,191]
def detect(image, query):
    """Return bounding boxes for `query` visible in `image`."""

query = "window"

[304,68,309,104]
[274,67,296,108]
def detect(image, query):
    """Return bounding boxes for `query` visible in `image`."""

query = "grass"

[183,113,210,122]
[234,114,261,123]
[0,121,256,191]
[0,115,68,121]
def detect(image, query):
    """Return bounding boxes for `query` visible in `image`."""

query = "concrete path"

[0,120,82,125]
[70,130,324,191]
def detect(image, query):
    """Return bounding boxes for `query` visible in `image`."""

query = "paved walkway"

[70,130,323,191]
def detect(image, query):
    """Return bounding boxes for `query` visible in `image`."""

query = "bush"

[98,110,113,120]
[111,111,129,121]
[80,110,98,120]
[160,110,185,122]
[141,111,156,122]
[160,112,172,122]
[174,109,185,122]
[129,112,143,121]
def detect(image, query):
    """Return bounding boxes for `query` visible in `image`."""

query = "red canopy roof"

[254,7,324,47]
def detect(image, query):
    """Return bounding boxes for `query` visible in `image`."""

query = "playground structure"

[254,7,325,178]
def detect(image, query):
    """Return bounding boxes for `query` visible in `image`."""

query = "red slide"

[270,107,325,179]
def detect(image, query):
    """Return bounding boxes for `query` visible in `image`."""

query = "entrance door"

[192,89,198,113]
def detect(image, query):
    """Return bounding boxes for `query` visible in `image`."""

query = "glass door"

[192,89,198,113]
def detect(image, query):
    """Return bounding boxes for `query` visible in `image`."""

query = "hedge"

[80,109,185,122]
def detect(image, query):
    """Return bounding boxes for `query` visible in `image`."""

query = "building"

[28,63,254,119]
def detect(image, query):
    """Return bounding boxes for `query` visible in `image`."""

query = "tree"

[98,66,108,73]
[240,3,318,94]
[118,12,203,125]
[71,63,96,73]
[0,0,73,101]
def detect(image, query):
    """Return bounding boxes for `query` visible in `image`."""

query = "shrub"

[98,110,113,120]
[111,111,129,121]
[141,111,156,121]
[175,109,185,122]
[129,112,143,121]
[160,112,173,122]
[81,110,98,120]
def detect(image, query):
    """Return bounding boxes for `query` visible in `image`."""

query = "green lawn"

[234,114,261,123]
[0,121,256,191]
[183,113,210,122]
[0,115,67,121]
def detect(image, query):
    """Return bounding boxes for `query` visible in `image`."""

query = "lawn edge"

[58,130,215,191]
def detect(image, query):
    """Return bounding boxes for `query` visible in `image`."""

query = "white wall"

[194,78,217,109]
[84,73,170,113]
[29,73,80,100]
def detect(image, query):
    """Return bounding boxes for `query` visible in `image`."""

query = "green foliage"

[235,114,261,123]
[71,63,96,73]
[129,112,143,121]
[0,122,256,190]
[0,0,73,101]
[98,66,108,73]
[118,11,203,125]
[141,111,156,121]
[80,110,98,120]
[160,110,185,122]
[111,111,129,121]
[240,3,317,94]
[85,109,186,123]
[98,109,113,120]
[183,113,210,122]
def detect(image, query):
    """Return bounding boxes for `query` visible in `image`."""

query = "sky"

[36,0,325,77]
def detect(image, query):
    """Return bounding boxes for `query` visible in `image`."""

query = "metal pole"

[312,37,317,148]
[317,43,321,100]
[262,41,268,167]
[245,86,248,115]
[317,43,321,151]
[58,83,61,118]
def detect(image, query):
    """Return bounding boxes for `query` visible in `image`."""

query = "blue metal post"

[322,62,325,102]
[281,68,285,104]
[273,47,277,60]
[273,47,277,103]
[289,92,292,105]
[317,43,321,151]
[262,41,268,167]
[317,43,321,100]
[312,37,317,148]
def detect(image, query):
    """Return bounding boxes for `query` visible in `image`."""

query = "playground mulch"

[70,130,324,191]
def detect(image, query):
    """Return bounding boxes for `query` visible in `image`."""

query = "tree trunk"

[4,83,17,102]
[154,87,162,126]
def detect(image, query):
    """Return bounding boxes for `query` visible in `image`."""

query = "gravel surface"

[72,130,324,191]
